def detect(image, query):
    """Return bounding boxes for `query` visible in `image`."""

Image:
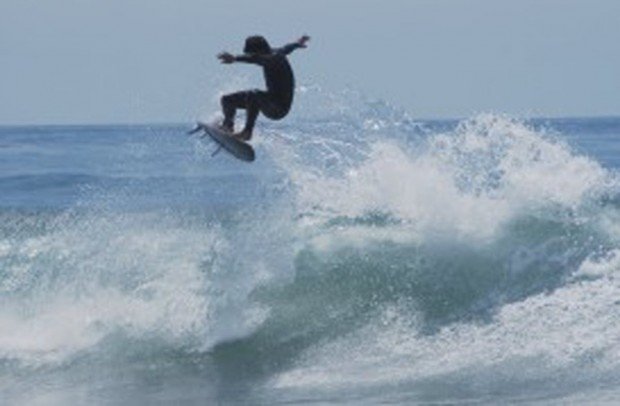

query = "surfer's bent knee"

[263,106,289,120]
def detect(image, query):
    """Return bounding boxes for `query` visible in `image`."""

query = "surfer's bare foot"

[217,121,235,134]
[218,122,233,133]
[233,129,252,141]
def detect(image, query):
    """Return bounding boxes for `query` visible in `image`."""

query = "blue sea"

[2,89,620,404]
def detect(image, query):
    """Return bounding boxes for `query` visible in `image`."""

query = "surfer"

[216,34,310,141]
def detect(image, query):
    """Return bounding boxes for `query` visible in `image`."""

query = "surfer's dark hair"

[244,35,271,55]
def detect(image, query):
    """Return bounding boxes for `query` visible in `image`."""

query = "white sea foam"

[275,250,620,392]
[268,113,608,247]
[266,111,619,397]
[0,211,273,365]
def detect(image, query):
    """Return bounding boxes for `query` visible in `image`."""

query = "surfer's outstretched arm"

[217,52,265,65]
[276,35,310,55]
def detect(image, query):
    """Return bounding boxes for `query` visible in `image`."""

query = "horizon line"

[1,113,620,129]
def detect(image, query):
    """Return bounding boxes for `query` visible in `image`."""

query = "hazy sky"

[1,0,619,124]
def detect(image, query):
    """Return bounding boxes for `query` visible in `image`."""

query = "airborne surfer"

[215,34,310,141]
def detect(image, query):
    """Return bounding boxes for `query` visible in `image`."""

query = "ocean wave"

[1,90,620,402]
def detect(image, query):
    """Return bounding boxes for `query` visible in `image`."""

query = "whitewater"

[2,88,620,404]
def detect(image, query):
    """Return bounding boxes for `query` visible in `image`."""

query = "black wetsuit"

[221,42,304,134]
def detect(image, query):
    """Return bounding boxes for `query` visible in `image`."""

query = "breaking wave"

[2,88,620,402]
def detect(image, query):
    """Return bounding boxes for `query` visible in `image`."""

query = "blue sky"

[1,0,619,124]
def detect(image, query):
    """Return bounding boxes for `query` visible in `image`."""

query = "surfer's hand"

[297,35,310,48]
[218,52,235,64]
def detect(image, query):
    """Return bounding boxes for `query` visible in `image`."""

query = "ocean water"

[2,89,620,404]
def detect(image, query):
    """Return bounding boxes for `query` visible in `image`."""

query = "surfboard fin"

[211,145,223,157]
[187,125,202,135]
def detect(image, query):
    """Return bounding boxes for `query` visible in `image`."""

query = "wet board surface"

[196,122,255,162]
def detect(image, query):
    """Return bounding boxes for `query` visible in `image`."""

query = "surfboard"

[189,122,255,162]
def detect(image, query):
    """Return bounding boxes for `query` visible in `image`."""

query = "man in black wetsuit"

[217,34,310,141]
